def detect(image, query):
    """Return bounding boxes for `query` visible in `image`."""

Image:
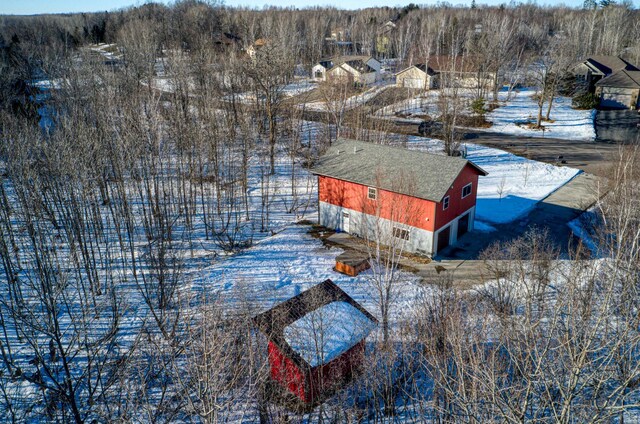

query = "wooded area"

[1,0,640,422]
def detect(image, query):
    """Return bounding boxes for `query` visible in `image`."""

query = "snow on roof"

[283,301,377,367]
[252,279,378,368]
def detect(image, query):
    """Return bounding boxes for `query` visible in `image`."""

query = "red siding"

[268,341,308,402]
[318,176,437,232]
[434,164,480,230]
[308,340,366,403]
[268,340,367,404]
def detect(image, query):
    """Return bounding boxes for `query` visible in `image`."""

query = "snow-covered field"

[488,88,596,141]
[0,108,583,419]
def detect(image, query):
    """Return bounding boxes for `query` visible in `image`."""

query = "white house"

[395,63,438,90]
[312,56,381,84]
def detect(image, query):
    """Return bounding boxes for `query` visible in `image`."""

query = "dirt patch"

[457,114,492,128]
[486,101,501,112]
[302,221,336,243]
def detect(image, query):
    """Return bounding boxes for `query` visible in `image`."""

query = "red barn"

[311,139,488,256]
[252,280,377,408]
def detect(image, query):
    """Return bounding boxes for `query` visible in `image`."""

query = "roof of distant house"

[318,55,379,70]
[253,38,268,47]
[340,59,376,74]
[584,55,639,75]
[310,139,488,203]
[252,279,378,369]
[396,63,438,76]
[596,69,640,89]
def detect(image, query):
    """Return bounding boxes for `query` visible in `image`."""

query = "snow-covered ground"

[374,87,478,122]
[374,87,596,141]
[193,223,423,335]
[400,135,581,226]
[282,79,317,97]
[304,82,390,112]
[488,88,596,141]
[88,43,122,60]
[567,206,601,255]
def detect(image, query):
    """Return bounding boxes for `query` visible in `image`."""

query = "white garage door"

[403,78,425,89]
[601,91,632,109]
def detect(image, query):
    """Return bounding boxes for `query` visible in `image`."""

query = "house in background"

[311,139,488,257]
[425,55,496,90]
[575,55,639,93]
[252,279,377,408]
[325,27,349,43]
[312,56,381,84]
[245,38,268,59]
[375,20,396,57]
[395,63,438,90]
[595,69,640,110]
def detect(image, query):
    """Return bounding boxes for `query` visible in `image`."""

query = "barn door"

[457,213,470,239]
[342,212,350,233]
[437,226,450,254]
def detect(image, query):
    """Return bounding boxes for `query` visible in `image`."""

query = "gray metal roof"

[310,139,487,203]
[596,69,640,89]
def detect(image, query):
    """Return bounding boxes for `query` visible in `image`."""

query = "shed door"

[457,213,470,239]
[437,226,450,253]
[403,78,425,89]
[342,212,350,233]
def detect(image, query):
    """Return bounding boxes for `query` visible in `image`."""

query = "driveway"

[595,110,640,144]
[326,173,605,289]
[429,172,604,286]
[461,131,623,177]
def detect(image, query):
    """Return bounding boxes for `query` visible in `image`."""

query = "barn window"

[393,227,409,241]
[368,187,377,200]
[315,70,323,78]
[462,183,472,199]
[443,196,450,210]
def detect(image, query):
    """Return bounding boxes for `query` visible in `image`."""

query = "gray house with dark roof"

[575,55,639,93]
[311,139,487,256]
[595,69,640,110]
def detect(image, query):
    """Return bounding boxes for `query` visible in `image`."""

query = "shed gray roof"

[310,139,487,203]
[596,69,640,89]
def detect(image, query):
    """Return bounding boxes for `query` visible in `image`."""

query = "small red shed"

[252,280,378,408]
